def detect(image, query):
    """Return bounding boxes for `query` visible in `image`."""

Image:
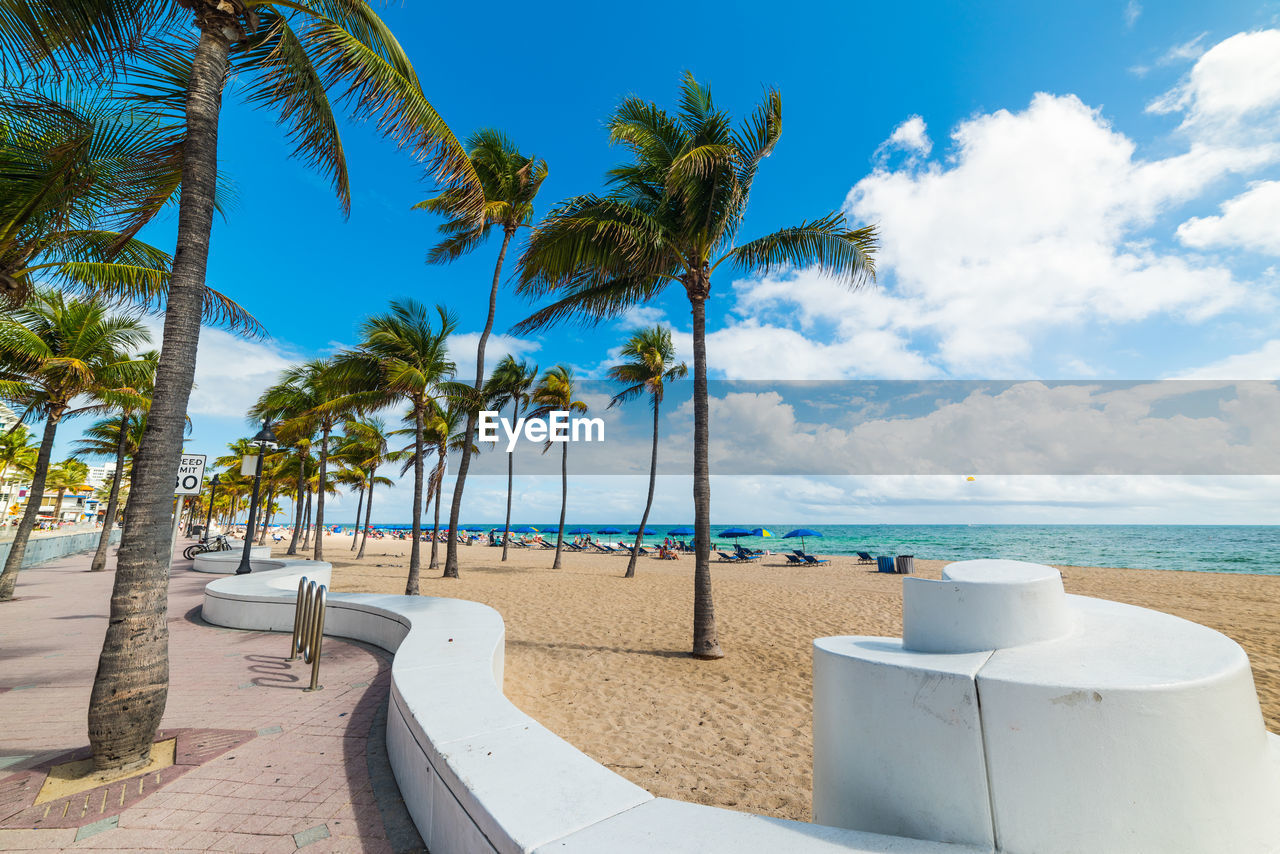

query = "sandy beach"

[293,532,1280,822]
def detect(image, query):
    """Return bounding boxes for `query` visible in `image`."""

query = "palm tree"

[417,130,547,579]
[71,351,158,571]
[45,458,89,521]
[0,290,150,599]
[4,1,482,774]
[336,417,399,560]
[607,327,687,578]
[328,300,456,594]
[417,401,472,569]
[0,424,38,521]
[251,359,349,562]
[0,87,259,331]
[528,366,588,570]
[517,74,878,658]
[483,355,538,561]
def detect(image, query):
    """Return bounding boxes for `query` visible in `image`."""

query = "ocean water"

[342,524,1280,575]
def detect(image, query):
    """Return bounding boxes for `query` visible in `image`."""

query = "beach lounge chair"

[856,551,875,564]
[784,553,806,565]
[716,551,743,562]
[792,549,807,558]
[803,555,831,565]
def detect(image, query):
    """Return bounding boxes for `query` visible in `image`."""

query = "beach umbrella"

[596,526,623,534]
[751,528,774,538]
[667,526,694,536]
[718,527,753,540]
[510,524,538,533]
[629,527,657,535]
[783,528,823,550]
[568,527,594,536]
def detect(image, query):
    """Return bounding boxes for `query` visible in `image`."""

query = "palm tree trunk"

[301,489,312,549]
[502,398,518,562]
[444,227,514,579]
[625,400,662,579]
[351,485,364,551]
[90,413,130,572]
[689,296,722,659]
[313,423,330,561]
[406,401,424,594]
[553,441,567,569]
[256,486,275,545]
[54,488,67,522]
[358,468,374,560]
[429,454,444,569]
[0,407,63,598]
[287,460,305,555]
[88,26,233,772]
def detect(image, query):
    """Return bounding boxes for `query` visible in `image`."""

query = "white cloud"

[847,91,1263,373]
[1124,0,1141,29]
[1148,29,1280,143]
[168,322,298,417]
[1177,180,1280,255]
[878,115,932,158]
[1177,340,1280,379]
[448,332,542,383]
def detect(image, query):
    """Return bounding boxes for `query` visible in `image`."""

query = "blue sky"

[43,0,1280,523]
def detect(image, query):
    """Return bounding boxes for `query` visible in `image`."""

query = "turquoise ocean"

[343,524,1280,576]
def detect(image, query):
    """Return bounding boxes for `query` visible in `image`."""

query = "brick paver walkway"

[0,540,424,853]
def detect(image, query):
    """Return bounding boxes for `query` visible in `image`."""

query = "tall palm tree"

[251,359,348,561]
[336,417,399,560]
[45,458,89,521]
[483,355,538,562]
[0,290,150,599]
[71,351,158,571]
[4,1,482,774]
[528,365,587,570]
[419,401,472,569]
[607,327,687,578]
[0,87,259,331]
[0,424,38,521]
[517,74,878,658]
[328,300,456,594]
[417,130,547,579]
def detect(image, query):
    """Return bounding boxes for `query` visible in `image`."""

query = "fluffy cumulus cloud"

[1148,29,1280,143]
[878,115,932,158]
[1178,340,1280,380]
[845,75,1274,373]
[1177,180,1280,255]
[163,321,298,418]
[448,332,541,382]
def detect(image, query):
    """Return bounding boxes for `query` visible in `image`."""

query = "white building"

[86,461,118,490]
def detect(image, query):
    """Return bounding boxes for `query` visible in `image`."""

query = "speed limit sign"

[175,454,207,495]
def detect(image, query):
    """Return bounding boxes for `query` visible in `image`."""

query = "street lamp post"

[202,473,221,542]
[236,420,279,575]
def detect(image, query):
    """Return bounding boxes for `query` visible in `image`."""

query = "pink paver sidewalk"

[0,539,425,853]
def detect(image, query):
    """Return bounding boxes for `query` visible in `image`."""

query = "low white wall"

[201,565,983,854]
[191,543,273,573]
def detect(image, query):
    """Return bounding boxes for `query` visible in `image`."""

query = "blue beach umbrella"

[597,527,623,534]
[783,528,823,551]
[568,526,594,535]
[667,527,694,536]
[751,528,773,538]
[629,527,657,535]
[718,528,753,539]
[510,525,538,534]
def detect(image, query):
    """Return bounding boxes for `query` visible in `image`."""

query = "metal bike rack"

[287,575,327,691]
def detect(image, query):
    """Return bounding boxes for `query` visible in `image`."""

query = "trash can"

[895,554,915,575]
[877,556,896,573]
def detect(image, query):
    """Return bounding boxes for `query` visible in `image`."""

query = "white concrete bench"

[201,562,984,854]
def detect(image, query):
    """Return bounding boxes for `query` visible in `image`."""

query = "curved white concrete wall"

[191,543,273,573]
[201,564,983,854]
[815,560,1280,854]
